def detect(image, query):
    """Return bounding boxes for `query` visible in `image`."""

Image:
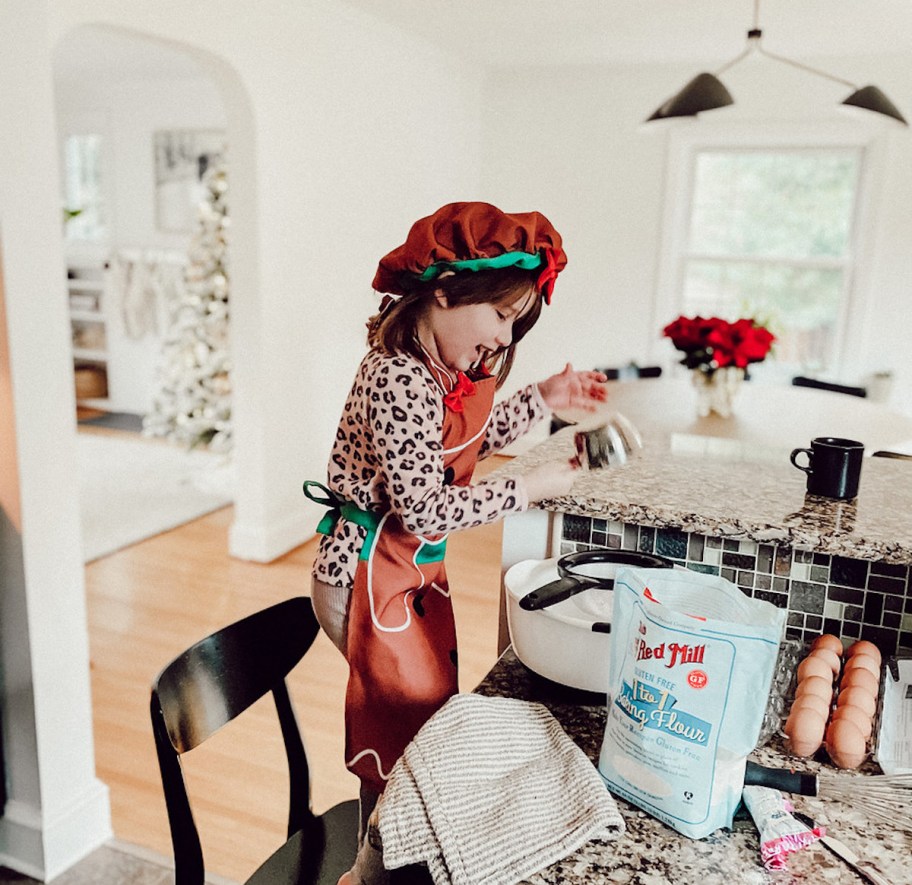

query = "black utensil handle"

[743,761,819,796]
[518,576,597,611]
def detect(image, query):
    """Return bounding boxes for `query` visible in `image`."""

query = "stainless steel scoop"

[571,412,643,469]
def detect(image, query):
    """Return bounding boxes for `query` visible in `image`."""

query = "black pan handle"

[557,549,674,580]
[518,576,599,611]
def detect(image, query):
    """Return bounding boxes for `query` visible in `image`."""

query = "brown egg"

[826,718,868,769]
[789,693,832,719]
[797,654,834,683]
[842,653,881,680]
[836,686,877,717]
[794,675,834,705]
[811,634,844,656]
[808,647,841,676]
[830,703,873,740]
[846,640,882,664]
[785,706,827,757]
[840,667,879,696]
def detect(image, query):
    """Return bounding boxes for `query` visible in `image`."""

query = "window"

[63,134,108,242]
[658,124,881,379]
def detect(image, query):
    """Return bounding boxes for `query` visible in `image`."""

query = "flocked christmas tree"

[144,157,231,451]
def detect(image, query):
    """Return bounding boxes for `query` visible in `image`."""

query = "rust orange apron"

[344,370,496,794]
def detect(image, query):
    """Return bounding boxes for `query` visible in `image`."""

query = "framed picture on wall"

[153,129,226,233]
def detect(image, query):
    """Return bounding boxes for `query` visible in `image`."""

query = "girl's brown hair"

[366,266,543,387]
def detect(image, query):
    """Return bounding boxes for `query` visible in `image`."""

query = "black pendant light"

[644,0,908,126]
[645,73,734,122]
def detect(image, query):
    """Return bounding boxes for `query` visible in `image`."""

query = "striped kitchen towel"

[376,693,624,885]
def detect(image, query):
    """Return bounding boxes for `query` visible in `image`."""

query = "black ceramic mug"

[789,437,864,500]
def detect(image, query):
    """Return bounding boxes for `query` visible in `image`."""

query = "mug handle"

[790,447,813,474]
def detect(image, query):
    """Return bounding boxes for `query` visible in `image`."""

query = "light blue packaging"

[597,567,786,839]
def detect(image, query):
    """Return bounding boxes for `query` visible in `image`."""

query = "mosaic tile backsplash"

[560,514,912,656]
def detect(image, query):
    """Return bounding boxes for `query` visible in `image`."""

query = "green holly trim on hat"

[417,249,544,282]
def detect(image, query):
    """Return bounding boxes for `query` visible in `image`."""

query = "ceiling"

[339,0,912,67]
[52,1,912,83]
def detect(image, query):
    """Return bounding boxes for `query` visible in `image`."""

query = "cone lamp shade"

[842,85,908,126]
[646,73,735,122]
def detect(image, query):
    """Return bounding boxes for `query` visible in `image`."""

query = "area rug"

[78,432,233,563]
[77,410,145,433]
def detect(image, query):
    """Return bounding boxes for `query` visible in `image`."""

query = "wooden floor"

[85,456,506,883]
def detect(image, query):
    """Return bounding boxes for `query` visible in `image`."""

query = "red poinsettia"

[662,315,774,373]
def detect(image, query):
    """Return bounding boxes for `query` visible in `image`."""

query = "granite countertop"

[477,649,910,884]
[495,427,912,564]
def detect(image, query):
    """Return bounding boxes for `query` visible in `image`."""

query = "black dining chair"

[150,596,359,885]
[792,375,867,398]
[595,362,663,381]
[550,362,661,434]
[872,450,912,460]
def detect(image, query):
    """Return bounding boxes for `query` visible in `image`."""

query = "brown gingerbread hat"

[372,202,567,304]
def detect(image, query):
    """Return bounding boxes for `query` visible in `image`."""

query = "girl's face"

[423,287,537,373]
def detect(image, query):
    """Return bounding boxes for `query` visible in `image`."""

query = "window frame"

[653,120,886,380]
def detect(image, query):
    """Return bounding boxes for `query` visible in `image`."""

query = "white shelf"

[70,310,105,323]
[73,347,107,362]
[67,280,104,293]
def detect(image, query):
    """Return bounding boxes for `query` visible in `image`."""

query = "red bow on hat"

[536,247,563,305]
[443,371,476,413]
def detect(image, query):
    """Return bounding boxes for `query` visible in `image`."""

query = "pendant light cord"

[713,0,857,89]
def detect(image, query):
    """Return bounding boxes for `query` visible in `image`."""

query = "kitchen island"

[495,381,912,655]
[477,649,909,884]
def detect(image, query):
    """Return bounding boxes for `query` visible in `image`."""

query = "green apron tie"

[302,480,447,563]
[302,480,386,560]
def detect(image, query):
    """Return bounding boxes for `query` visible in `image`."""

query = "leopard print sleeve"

[364,356,529,536]
[477,383,548,459]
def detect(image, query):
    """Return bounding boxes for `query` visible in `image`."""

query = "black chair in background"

[595,362,663,381]
[150,596,359,885]
[792,376,867,398]
[550,363,661,434]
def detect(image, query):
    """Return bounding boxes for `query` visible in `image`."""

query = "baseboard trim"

[228,510,312,562]
[0,778,111,881]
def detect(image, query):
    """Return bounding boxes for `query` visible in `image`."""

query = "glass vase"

[691,366,744,418]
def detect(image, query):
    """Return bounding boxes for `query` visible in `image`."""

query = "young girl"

[305,201,607,883]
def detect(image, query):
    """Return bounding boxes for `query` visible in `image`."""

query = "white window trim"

[651,120,887,380]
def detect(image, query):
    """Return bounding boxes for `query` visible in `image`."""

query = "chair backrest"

[150,596,320,884]
[550,363,662,434]
[595,363,663,381]
[792,375,867,398]
[872,450,912,460]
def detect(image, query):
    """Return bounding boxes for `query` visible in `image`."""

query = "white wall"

[480,55,912,415]
[0,1,111,878]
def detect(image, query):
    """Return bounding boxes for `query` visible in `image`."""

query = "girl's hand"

[521,460,579,503]
[537,363,609,413]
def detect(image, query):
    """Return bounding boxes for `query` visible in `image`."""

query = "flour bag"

[598,567,786,839]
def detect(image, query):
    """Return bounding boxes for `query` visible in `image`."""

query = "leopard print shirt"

[312,348,548,589]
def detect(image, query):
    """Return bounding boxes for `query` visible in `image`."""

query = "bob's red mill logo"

[635,621,705,669]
